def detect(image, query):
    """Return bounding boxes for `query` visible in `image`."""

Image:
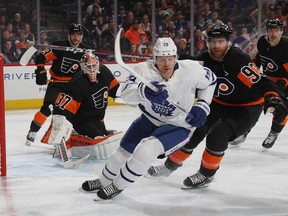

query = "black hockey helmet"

[69,23,83,34]
[207,23,232,40]
[266,19,283,29]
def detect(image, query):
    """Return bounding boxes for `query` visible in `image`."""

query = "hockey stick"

[20,44,151,66]
[56,137,90,168]
[114,28,188,114]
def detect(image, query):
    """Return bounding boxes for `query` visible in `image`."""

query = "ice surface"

[1,105,288,216]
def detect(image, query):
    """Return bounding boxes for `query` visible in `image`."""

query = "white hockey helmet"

[153,37,177,57]
[80,52,100,82]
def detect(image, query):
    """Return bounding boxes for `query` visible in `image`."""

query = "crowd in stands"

[1,0,288,64]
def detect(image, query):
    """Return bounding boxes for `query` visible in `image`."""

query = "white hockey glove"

[48,115,73,144]
[185,100,210,128]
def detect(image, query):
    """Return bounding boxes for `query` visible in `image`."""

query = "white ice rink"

[1,105,288,216]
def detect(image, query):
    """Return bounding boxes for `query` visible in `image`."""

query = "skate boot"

[262,131,279,151]
[25,131,37,146]
[81,179,102,192]
[146,164,173,178]
[94,183,122,200]
[182,171,214,189]
[228,132,248,147]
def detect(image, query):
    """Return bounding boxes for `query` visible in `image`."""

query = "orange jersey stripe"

[201,149,224,170]
[33,111,48,125]
[212,97,264,106]
[49,70,73,81]
[283,63,288,73]
[110,78,119,90]
[44,50,57,62]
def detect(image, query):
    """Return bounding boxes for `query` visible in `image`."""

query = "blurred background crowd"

[0,0,288,64]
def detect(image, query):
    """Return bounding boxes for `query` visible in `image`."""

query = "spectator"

[143,41,153,57]
[120,29,131,53]
[83,4,102,32]
[201,2,212,22]
[6,23,18,43]
[194,40,207,56]
[117,5,127,28]
[177,38,190,59]
[22,23,35,45]
[195,14,207,31]
[122,11,134,32]
[1,40,19,63]
[0,15,8,31]
[123,43,138,62]
[174,11,189,39]
[132,2,145,21]
[12,12,24,34]
[142,0,152,18]
[14,30,34,57]
[39,30,50,45]
[100,18,115,51]
[139,14,152,33]
[156,0,175,17]
[124,20,148,46]
[206,11,223,26]
[137,33,148,55]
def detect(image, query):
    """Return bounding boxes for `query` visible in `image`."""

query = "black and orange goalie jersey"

[35,40,86,81]
[54,64,120,127]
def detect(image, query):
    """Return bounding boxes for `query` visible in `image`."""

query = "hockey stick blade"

[61,153,90,169]
[20,46,37,66]
[114,28,187,114]
[181,185,209,190]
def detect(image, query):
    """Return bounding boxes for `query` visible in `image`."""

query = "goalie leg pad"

[48,115,73,144]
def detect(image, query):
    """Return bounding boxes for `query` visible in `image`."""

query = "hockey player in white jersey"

[81,37,217,200]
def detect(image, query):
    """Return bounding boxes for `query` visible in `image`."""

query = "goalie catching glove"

[185,100,210,128]
[138,81,168,103]
[35,66,47,85]
[264,94,288,124]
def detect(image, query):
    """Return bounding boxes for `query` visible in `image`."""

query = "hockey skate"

[182,171,214,189]
[25,131,37,146]
[145,165,173,179]
[81,179,102,192]
[94,183,122,201]
[228,132,248,148]
[262,131,279,151]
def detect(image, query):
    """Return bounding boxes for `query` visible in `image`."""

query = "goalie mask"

[68,23,83,47]
[80,53,100,82]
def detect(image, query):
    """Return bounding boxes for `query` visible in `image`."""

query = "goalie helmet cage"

[0,55,6,176]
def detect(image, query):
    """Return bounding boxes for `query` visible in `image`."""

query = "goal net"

[0,55,6,176]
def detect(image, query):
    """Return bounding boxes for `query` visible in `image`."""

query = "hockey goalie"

[42,52,123,164]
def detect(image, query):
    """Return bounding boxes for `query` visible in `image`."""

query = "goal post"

[0,55,6,176]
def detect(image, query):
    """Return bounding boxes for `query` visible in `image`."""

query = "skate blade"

[181,185,209,190]
[262,147,270,152]
[79,187,99,193]
[143,173,168,180]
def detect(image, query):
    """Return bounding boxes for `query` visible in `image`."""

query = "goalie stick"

[20,44,151,66]
[56,137,90,168]
[114,28,188,114]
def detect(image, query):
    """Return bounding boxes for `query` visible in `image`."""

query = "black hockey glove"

[275,80,286,92]
[264,95,288,124]
[35,66,47,85]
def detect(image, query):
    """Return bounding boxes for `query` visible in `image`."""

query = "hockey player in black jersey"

[47,52,120,151]
[254,19,288,150]
[147,23,287,189]
[25,23,86,146]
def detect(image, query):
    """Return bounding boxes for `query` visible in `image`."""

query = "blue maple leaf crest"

[151,100,176,116]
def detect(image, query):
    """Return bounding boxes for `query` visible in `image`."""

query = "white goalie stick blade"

[114,28,187,114]
[56,138,90,168]
[20,46,38,66]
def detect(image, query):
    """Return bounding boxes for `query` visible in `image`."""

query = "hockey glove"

[264,95,288,124]
[35,66,47,85]
[138,81,168,103]
[185,100,210,128]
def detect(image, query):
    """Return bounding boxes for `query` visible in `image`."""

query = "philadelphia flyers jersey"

[194,47,281,106]
[35,40,86,81]
[54,64,120,127]
[255,35,288,82]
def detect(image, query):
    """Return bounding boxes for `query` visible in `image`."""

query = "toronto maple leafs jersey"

[35,40,85,81]
[121,59,217,129]
[53,64,120,127]
[254,35,288,84]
